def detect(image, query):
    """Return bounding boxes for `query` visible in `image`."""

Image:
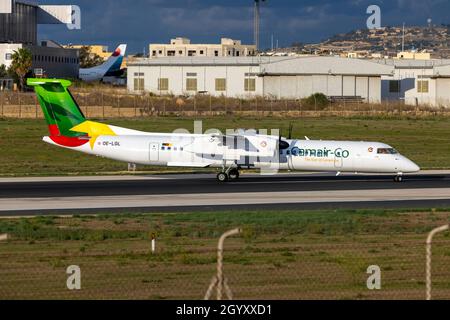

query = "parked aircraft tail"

[79,44,127,81]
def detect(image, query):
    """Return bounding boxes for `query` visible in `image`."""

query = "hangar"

[127,56,394,103]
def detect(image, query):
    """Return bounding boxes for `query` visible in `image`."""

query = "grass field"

[0,208,450,300]
[0,116,450,176]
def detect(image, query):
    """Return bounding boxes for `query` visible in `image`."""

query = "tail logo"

[71,121,117,150]
[112,48,121,57]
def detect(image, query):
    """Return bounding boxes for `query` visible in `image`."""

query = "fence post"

[1,92,4,117]
[426,224,449,300]
[84,95,88,118]
[18,92,21,119]
[35,95,38,118]
[118,95,121,118]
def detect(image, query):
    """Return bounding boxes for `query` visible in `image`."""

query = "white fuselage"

[43,127,420,174]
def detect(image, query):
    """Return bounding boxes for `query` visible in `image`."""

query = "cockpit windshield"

[377,148,399,155]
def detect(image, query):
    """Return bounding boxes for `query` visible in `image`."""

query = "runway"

[1,173,450,216]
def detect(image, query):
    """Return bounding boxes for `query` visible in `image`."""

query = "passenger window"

[377,148,398,155]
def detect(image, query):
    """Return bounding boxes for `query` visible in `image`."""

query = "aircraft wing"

[184,134,279,158]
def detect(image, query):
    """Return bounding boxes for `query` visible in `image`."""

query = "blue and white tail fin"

[79,44,127,81]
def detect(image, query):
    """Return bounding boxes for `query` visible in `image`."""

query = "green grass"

[1,209,450,299]
[1,116,450,176]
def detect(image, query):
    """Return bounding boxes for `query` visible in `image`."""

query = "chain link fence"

[0,212,449,300]
[1,91,449,119]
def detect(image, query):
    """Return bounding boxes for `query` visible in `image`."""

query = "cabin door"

[149,143,160,162]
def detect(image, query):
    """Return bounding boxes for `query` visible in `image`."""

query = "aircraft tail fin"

[105,44,126,74]
[27,78,86,138]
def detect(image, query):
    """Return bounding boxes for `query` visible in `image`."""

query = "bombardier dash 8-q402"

[28,78,420,182]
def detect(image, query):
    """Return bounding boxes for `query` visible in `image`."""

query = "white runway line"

[1,188,450,212]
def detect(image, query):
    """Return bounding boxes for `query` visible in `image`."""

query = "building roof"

[129,56,291,67]
[129,56,394,76]
[374,58,450,69]
[260,57,394,76]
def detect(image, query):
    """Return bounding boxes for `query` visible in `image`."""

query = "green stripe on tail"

[27,78,86,137]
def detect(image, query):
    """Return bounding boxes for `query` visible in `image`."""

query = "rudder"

[27,78,86,137]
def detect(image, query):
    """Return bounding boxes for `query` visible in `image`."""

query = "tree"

[11,48,32,91]
[79,46,104,68]
[0,64,7,78]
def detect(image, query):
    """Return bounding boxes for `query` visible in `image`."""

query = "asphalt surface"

[1,173,449,199]
[0,173,449,216]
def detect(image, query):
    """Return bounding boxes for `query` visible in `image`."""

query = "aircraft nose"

[401,158,420,173]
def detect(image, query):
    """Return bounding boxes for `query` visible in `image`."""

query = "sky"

[38,0,450,54]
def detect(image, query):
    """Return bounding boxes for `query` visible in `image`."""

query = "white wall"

[0,43,22,69]
[435,78,450,108]
[128,64,262,97]
[261,74,381,102]
[381,67,435,105]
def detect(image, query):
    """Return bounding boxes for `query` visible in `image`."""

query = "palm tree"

[11,48,32,91]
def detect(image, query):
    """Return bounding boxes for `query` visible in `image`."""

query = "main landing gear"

[217,164,240,183]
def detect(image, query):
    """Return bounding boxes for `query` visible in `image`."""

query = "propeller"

[279,122,294,150]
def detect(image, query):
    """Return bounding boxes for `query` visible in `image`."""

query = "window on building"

[179,50,183,55]
[158,50,163,54]
[215,78,226,91]
[186,73,197,77]
[5,53,12,61]
[186,78,197,91]
[188,50,196,57]
[236,51,240,57]
[134,78,145,91]
[417,80,429,93]
[158,78,169,91]
[167,50,175,56]
[134,72,144,77]
[152,51,157,56]
[199,50,204,55]
[214,50,219,57]
[244,78,256,92]
[389,80,401,93]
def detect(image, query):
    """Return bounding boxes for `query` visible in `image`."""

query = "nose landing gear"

[394,175,403,183]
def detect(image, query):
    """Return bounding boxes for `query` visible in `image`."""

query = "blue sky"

[38,0,450,54]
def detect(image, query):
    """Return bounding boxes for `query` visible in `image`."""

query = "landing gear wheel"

[228,169,240,180]
[217,172,229,183]
[394,176,403,183]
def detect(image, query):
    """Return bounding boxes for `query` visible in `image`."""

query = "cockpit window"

[377,148,399,155]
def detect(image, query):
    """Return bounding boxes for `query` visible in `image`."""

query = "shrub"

[302,93,329,110]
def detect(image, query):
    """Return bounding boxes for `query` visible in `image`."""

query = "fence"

[1,91,449,119]
[0,212,449,300]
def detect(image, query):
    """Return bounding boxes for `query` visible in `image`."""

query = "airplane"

[27,78,420,183]
[79,44,127,82]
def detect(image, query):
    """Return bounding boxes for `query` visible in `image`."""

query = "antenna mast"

[254,0,266,52]
[402,22,405,52]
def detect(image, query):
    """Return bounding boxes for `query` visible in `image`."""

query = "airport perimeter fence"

[1,222,450,300]
[0,91,448,119]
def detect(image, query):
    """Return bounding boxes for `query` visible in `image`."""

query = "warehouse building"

[127,56,394,103]
[380,59,450,107]
[0,0,79,79]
